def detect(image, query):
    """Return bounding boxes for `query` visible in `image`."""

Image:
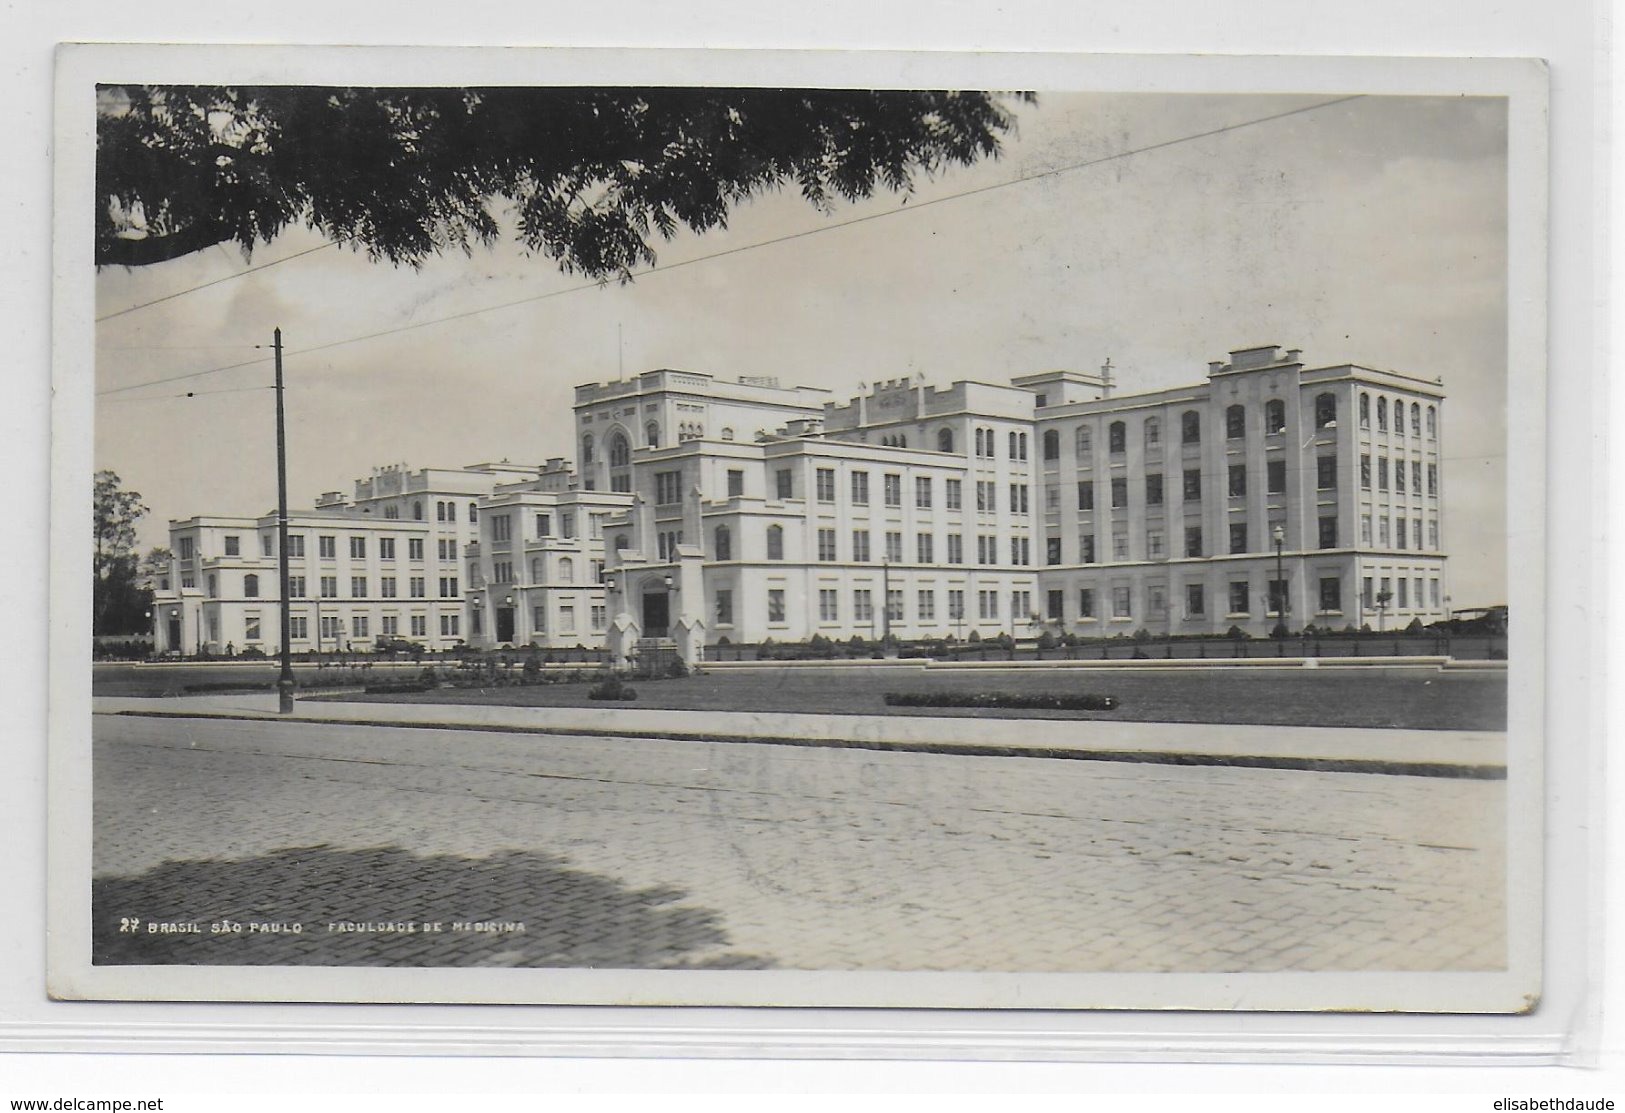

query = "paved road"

[91,713,1506,974]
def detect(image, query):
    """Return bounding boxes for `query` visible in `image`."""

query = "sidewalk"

[93,692,1507,778]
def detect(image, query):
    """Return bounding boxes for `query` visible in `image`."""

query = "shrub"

[664,657,690,679]
[588,673,638,700]
[1036,630,1057,651]
[967,631,981,643]
[1404,617,1426,635]
[1226,624,1248,641]
[994,633,1014,650]
[884,691,1117,711]
[418,667,439,687]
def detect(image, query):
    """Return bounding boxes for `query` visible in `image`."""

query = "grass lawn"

[309,665,1506,731]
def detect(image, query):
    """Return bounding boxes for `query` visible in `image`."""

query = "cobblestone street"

[91,714,1506,973]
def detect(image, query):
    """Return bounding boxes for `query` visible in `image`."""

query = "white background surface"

[1,0,1613,1101]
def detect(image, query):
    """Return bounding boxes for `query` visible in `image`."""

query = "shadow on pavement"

[92,844,773,970]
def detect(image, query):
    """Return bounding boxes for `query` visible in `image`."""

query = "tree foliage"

[96,85,1034,274]
[93,470,150,635]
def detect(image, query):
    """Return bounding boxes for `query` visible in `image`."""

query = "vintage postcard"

[49,45,1546,1013]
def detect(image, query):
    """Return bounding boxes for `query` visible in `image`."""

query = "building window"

[978,590,999,620]
[722,469,745,498]
[1265,399,1286,434]
[1359,393,1371,429]
[887,589,904,622]
[352,616,370,639]
[946,534,963,564]
[351,576,368,598]
[410,576,425,598]
[1398,579,1409,608]
[920,590,937,621]
[715,590,734,626]
[1147,529,1164,559]
[347,536,364,559]
[320,575,338,599]
[205,574,217,598]
[1410,402,1422,436]
[1046,537,1062,566]
[244,614,261,641]
[1379,518,1391,546]
[1428,519,1439,549]
[1361,515,1372,545]
[222,535,240,557]
[854,590,874,622]
[1377,397,1388,432]
[767,589,786,623]
[1316,393,1337,428]
[1144,417,1161,449]
[1144,473,1164,506]
[1267,460,1286,494]
[1111,586,1132,618]
[243,573,259,598]
[1186,583,1205,617]
[1319,517,1338,548]
[817,468,837,503]
[1361,455,1372,489]
[776,469,793,500]
[760,525,782,560]
[1317,456,1337,490]
[1226,404,1246,440]
[287,575,305,598]
[1042,429,1060,459]
[1228,581,1250,614]
[1078,588,1096,618]
[1182,469,1201,502]
[381,576,397,598]
[410,615,427,637]
[852,530,870,562]
[380,615,398,637]
[884,474,902,507]
[1395,460,1407,494]
[1014,536,1032,564]
[938,428,955,453]
[1108,421,1126,454]
[715,526,732,561]
[1108,477,1126,508]
[1075,426,1093,459]
[1413,519,1423,549]
[438,576,459,598]
[581,434,594,463]
[377,537,395,559]
[1229,521,1247,555]
[1185,526,1203,558]
[609,432,631,468]
[442,613,461,637]
[1412,461,1423,494]
[645,420,661,448]
[887,531,904,563]
[1228,464,1247,497]
[917,534,934,563]
[1080,534,1096,563]
[318,535,336,560]
[817,528,836,561]
[1427,406,1437,438]
[407,537,424,561]
[1077,481,1094,511]
[655,471,683,506]
[1181,411,1201,444]
[945,479,962,509]
[261,535,274,557]
[948,590,966,620]
[818,589,838,622]
[915,476,932,508]
[1378,458,1389,492]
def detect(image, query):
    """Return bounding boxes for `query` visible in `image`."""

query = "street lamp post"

[1272,522,1287,638]
[273,327,295,714]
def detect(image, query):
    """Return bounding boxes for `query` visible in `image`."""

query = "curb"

[107,708,1506,781]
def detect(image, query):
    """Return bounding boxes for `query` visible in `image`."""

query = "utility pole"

[881,556,892,643]
[274,328,295,714]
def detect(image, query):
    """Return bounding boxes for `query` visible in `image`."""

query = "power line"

[99,382,274,404]
[95,94,1364,399]
[95,240,339,323]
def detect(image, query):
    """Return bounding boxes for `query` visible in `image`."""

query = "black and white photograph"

[51,47,1546,1012]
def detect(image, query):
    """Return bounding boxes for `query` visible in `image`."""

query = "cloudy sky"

[94,90,1508,605]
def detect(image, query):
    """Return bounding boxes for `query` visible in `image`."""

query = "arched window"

[938,427,954,453]
[1182,411,1201,444]
[1426,406,1437,437]
[985,427,998,457]
[766,524,784,560]
[243,574,259,598]
[1315,393,1337,429]
[436,501,446,522]
[721,427,735,441]
[532,558,544,582]
[1226,404,1246,439]
[897,434,907,448]
[973,428,984,456]
[1075,425,1092,458]
[714,525,732,561]
[613,534,628,553]
[1359,393,1371,429]
[447,502,456,523]
[558,557,574,583]
[1410,402,1421,436]
[1019,432,1028,460]
[1108,421,1126,454]
[1144,417,1161,448]
[646,421,661,448]
[1376,397,1388,432]
[608,431,630,468]
[1009,431,1020,458]
[413,501,423,520]
[1042,429,1060,460]
[1265,399,1286,434]
[207,574,217,598]
[468,502,478,522]
[581,434,594,463]
[1393,398,1405,434]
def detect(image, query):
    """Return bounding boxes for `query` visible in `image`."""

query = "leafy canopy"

[97,86,1033,274]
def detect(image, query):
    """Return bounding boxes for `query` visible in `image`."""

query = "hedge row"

[883,691,1118,711]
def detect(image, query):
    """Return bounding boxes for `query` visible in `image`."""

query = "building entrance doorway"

[641,591,670,638]
[496,606,515,644]
[167,617,181,653]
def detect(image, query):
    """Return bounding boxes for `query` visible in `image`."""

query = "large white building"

[151,345,1448,661]
[560,345,1447,664]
